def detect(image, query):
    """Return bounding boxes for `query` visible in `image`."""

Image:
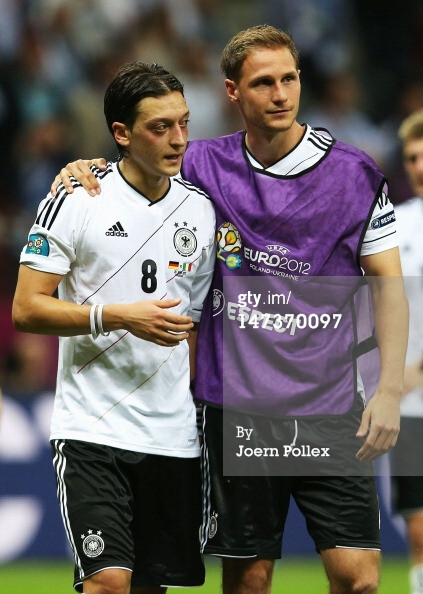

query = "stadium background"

[1,0,422,591]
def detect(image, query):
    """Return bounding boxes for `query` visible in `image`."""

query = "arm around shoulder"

[51,158,107,196]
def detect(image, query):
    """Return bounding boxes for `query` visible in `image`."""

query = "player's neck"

[118,160,170,201]
[245,122,305,167]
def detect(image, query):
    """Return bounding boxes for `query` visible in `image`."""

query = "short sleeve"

[19,186,89,275]
[360,187,398,257]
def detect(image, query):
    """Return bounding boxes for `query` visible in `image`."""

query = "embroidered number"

[141,259,157,293]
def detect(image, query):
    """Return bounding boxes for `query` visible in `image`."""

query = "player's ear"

[112,122,130,148]
[225,79,239,104]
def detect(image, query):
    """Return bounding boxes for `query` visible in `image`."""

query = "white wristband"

[90,304,99,340]
[96,304,110,336]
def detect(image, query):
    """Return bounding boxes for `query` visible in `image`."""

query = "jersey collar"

[115,161,172,205]
[243,124,335,178]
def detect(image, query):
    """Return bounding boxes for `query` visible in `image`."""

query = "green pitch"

[0,555,409,593]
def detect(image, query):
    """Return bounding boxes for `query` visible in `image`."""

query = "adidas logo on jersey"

[106,222,128,237]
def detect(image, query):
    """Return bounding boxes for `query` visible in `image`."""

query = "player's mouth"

[164,153,183,164]
[268,108,291,115]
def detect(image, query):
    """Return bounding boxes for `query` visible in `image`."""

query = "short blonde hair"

[398,109,423,145]
[220,24,300,83]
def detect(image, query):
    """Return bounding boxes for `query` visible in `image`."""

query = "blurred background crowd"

[1,0,423,398]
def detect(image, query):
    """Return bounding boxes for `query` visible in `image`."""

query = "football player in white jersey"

[12,62,216,594]
[390,109,423,594]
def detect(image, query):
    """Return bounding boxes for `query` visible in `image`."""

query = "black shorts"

[199,405,380,558]
[51,439,205,591]
[391,416,423,516]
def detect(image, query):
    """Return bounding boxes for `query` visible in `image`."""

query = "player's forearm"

[13,266,192,347]
[371,278,409,397]
[12,293,93,336]
[12,292,144,337]
[12,296,191,347]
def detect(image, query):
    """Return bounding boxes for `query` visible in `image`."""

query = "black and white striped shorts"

[51,439,204,591]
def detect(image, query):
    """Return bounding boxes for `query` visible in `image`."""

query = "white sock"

[411,564,423,594]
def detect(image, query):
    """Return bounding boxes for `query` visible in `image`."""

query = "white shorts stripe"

[52,439,85,580]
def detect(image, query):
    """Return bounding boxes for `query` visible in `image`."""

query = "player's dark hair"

[104,61,184,158]
[220,24,300,83]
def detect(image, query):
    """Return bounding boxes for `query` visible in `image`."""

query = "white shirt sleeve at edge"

[360,197,398,257]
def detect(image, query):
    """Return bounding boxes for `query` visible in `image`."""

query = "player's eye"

[405,154,417,164]
[180,119,190,127]
[253,78,273,87]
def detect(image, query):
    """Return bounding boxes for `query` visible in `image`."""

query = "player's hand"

[115,299,194,347]
[50,158,106,196]
[355,392,400,462]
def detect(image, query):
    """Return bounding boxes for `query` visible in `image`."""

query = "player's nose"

[272,82,288,103]
[170,125,187,148]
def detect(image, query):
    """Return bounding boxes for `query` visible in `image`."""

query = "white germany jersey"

[20,162,216,456]
[395,197,423,417]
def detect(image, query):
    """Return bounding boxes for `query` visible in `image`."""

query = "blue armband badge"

[25,234,50,256]
[370,210,396,229]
